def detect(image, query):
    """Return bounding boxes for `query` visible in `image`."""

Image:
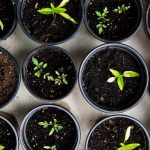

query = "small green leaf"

[43,146,51,149]
[124,143,140,149]
[54,7,67,14]
[109,69,120,77]
[34,66,39,71]
[59,13,77,24]
[95,11,101,17]
[117,75,124,91]
[32,57,39,66]
[58,0,69,8]
[43,63,48,68]
[48,76,54,81]
[37,8,53,15]
[55,71,60,76]
[123,71,140,78]
[0,145,5,150]
[49,128,55,136]
[39,62,44,67]
[124,126,134,143]
[0,20,4,31]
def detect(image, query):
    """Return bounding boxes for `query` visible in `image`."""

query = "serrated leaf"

[123,71,140,78]
[37,8,53,15]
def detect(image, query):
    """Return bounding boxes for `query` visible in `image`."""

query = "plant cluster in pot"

[0,0,17,41]
[79,43,149,113]
[0,47,20,108]
[22,45,77,101]
[0,115,19,150]
[20,105,81,150]
[85,115,150,150]
[84,0,143,42]
[18,0,83,45]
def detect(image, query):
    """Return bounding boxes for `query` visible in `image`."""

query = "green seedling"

[0,20,4,31]
[32,57,47,78]
[117,126,140,150]
[95,7,110,34]
[38,118,63,136]
[0,145,4,150]
[107,69,140,91]
[43,73,54,81]
[113,4,131,14]
[44,145,57,150]
[37,0,77,24]
[55,71,68,85]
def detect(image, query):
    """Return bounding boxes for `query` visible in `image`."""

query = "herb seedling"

[95,7,110,34]
[0,20,4,31]
[55,71,68,85]
[37,0,77,24]
[117,126,140,150]
[113,4,131,14]
[44,145,57,150]
[0,145,5,150]
[107,69,140,91]
[38,118,63,136]
[32,57,47,78]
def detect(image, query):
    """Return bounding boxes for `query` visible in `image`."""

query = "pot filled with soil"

[20,105,81,150]
[0,0,17,41]
[84,0,143,42]
[0,115,19,150]
[85,115,150,150]
[17,0,83,45]
[0,47,20,108]
[22,45,77,101]
[79,43,149,112]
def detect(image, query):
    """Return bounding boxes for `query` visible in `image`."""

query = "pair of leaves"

[37,0,77,24]
[117,126,140,150]
[44,145,57,150]
[0,20,4,31]
[0,145,5,150]
[44,73,54,81]
[113,4,131,14]
[107,69,140,91]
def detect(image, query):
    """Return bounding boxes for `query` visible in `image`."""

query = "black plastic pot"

[85,115,150,150]
[0,46,20,108]
[146,3,150,35]
[17,0,83,45]
[79,43,149,113]
[0,0,17,41]
[84,0,143,43]
[22,45,77,102]
[20,104,81,150]
[0,115,19,150]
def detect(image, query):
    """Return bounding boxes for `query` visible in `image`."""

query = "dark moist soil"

[88,117,149,150]
[25,47,76,100]
[0,0,15,38]
[21,0,82,43]
[87,0,140,41]
[26,107,78,150]
[82,47,143,111]
[0,52,17,106]
[0,118,17,150]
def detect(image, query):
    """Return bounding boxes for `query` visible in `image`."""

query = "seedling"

[0,20,4,31]
[37,0,77,24]
[113,4,131,14]
[107,69,140,91]
[117,126,140,150]
[0,145,5,150]
[32,57,47,78]
[95,7,110,34]
[55,71,68,85]
[43,73,54,81]
[38,118,63,136]
[44,145,57,150]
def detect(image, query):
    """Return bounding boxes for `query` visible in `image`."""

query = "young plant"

[113,4,131,14]
[0,20,4,31]
[44,73,54,81]
[44,145,57,150]
[37,0,77,24]
[38,118,63,136]
[0,145,5,150]
[32,57,47,78]
[117,126,140,150]
[107,69,140,91]
[55,71,68,85]
[95,7,110,34]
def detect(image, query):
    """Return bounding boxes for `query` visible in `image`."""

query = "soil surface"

[88,117,149,150]
[0,0,15,38]
[86,0,140,41]
[25,47,76,100]
[21,0,82,43]
[0,118,17,150]
[26,107,78,150]
[82,47,144,111]
[0,52,17,106]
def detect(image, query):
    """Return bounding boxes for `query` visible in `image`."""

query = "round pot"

[79,43,149,113]
[17,0,83,45]
[0,0,17,41]
[146,3,150,35]
[84,0,143,43]
[22,45,77,102]
[20,104,81,150]
[0,46,20,108]
[85,115,150,150]
[0,115,19,150]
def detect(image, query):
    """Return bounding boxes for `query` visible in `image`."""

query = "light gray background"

[0,0,150,149]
